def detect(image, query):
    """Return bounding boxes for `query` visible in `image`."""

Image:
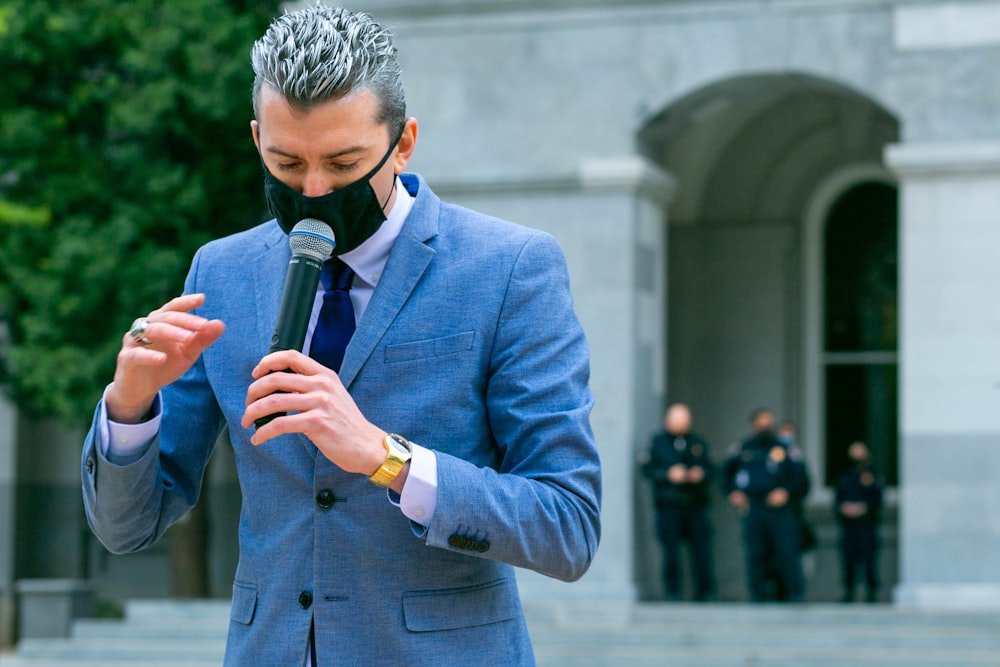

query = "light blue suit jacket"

[82,174,601,666]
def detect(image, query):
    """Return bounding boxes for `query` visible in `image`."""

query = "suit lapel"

[339,177,439,388]
[250,225,290,354]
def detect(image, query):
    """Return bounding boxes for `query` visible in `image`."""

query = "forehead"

[256,85,386,148]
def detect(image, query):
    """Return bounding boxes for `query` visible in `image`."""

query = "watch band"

[369,433,412,488]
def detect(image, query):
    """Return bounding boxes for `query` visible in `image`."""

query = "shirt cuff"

[99,384,162,463]
[389,443,438,527]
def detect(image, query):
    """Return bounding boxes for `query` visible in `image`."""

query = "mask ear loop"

[379,178,396,213]
[377,123,407,213]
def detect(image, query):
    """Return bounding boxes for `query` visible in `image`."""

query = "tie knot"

[321,259,354,292]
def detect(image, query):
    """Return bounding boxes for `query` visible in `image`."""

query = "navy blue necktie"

[310,259,355,373]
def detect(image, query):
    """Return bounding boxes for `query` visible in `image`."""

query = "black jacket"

[641,431,714,507]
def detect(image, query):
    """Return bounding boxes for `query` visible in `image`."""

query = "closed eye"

[331,161,361,173]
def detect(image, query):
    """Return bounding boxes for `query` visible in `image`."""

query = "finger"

[244,370,336,413]
[243,392,318,436]
[118,335,169,364]
[149,293,208,316]
[252,349,329,379]
[136,316,224,351]
[185,319,226,353]
[247,409,301,445]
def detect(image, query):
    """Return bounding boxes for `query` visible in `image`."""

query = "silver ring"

[129,317,153,346]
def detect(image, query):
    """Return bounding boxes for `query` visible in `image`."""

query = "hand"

[242,350,390,480]
[766,487,789,507]
[667,464,688,484]
[687,465,705,484]
[840,501,867,518]
[106,294,225,423]
[728,490,749,511]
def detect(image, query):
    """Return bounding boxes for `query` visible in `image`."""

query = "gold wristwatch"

[368,433,413,488]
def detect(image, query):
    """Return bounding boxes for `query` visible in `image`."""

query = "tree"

[0,0,276,599]
[0,0,274,425]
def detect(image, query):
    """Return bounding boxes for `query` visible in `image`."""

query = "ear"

[251,120,261,152]
[391,118,418,174]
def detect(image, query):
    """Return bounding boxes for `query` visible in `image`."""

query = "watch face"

[387,434,412,456]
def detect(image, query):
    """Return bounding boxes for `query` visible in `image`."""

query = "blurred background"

[2,0,1000,655]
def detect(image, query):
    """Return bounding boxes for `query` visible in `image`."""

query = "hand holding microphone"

[253,218,335,428]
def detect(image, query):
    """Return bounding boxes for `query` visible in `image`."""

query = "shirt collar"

[338,176,412,288]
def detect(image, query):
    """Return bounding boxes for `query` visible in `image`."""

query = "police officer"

[835,441,883,603]
[723,408,808,602]
[640,403,715,601]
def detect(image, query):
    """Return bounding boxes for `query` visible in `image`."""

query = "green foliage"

[0,0,275,425]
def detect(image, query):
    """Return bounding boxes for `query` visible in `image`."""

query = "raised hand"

[106,294,225,423]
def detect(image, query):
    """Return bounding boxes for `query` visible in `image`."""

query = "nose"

[302,170,333,198]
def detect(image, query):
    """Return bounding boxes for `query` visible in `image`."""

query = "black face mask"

[262,129,401,256]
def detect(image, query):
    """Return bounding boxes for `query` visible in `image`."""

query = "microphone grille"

[288,218,335,259]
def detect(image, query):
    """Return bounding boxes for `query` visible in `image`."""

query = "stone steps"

[3,599,1000,666]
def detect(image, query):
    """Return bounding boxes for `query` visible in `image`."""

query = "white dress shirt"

[101,177,438,528]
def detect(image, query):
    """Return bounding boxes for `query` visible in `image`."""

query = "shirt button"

[413,508,425,519]
[316,489,336,509]
[299,591,313,609]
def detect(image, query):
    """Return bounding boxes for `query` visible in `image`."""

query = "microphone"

[254,218,335,428]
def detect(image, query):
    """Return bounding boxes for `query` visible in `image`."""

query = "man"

[722,408,808,602]
[640,403,715,601]
[81,6,601,666]
[835,441,883,603]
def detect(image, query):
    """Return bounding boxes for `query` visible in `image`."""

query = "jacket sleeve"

[82,248,225,554]
[720,444,741,495]
[424,233,601,582]
[784,452,811,501]
[641,434,671,484]
[691,436,715,486]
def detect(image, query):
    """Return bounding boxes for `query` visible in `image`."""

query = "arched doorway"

[637,73,900,601]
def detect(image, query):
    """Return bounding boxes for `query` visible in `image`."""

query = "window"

[823,182,898,485]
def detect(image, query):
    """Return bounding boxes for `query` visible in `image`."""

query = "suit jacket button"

[316,489,336,509]
[476,540,490,553]
[299,591,313,609]
[85,458,95,475]
[448,534,465,549]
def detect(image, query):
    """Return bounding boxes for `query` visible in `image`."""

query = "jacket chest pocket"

[384,331,475,364]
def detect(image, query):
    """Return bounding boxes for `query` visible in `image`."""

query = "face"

[664,405,691,434]
[752,411,775,433]
[251,85,416,208]
[848,442,870,463]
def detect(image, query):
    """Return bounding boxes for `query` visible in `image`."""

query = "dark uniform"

[835,465,883,602]
[641,431,715,601]
[722,431,808,602]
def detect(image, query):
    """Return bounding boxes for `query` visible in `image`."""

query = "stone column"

[435,156,675,606]
[886,141,1000,609]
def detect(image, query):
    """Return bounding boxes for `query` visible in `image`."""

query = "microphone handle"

[254,253,324,429]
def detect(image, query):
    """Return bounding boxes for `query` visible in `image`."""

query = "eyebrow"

[265,145,367,160]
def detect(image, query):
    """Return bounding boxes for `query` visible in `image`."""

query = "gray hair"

[251,4,406,137]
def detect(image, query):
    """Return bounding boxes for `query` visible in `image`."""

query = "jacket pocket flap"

[384,332,475,364]
[402,578,517,632]
[230,581,258,625]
